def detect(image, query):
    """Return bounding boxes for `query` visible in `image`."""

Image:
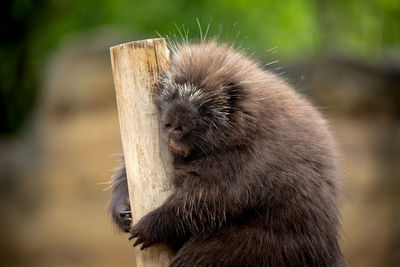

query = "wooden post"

[110,38,175,266]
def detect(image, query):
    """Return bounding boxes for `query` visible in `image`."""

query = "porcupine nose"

[164,123,183,136]
[162,101,196,142]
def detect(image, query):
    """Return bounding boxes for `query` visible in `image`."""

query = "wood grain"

[110,38,174,266]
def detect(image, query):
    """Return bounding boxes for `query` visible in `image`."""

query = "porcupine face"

[153,42,254,157]
[158,87,199,157]
[155,81,225,157]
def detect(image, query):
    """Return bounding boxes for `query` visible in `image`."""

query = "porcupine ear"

[225,82,242,114]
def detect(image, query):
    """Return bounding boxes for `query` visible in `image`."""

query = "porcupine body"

[109,41,344,267]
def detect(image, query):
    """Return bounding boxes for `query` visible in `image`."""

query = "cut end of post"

[110,38,170,87]
[110,38,166,52]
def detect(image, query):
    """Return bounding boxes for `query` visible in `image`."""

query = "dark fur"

[110,41,344,266]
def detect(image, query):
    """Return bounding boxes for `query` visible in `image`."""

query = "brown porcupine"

[109,41,344,267]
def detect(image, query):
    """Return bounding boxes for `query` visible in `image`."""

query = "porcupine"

[109,41,345,267]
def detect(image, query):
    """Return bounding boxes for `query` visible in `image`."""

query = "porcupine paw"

[111,201,132,233]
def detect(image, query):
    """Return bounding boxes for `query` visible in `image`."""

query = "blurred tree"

[0,0,49,134]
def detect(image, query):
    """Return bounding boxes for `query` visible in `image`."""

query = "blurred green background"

[1,0,399,266]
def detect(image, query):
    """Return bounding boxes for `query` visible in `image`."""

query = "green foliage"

[317,0,400,58]
[1,0,399,134]
[27,0,400,64]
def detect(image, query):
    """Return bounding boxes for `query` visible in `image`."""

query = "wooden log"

[110,38,175,266]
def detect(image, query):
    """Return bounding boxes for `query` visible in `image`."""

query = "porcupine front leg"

[129,171,250,251]
[109,162,132,233]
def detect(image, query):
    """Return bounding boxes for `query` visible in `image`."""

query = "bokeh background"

[1,0,399,266]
